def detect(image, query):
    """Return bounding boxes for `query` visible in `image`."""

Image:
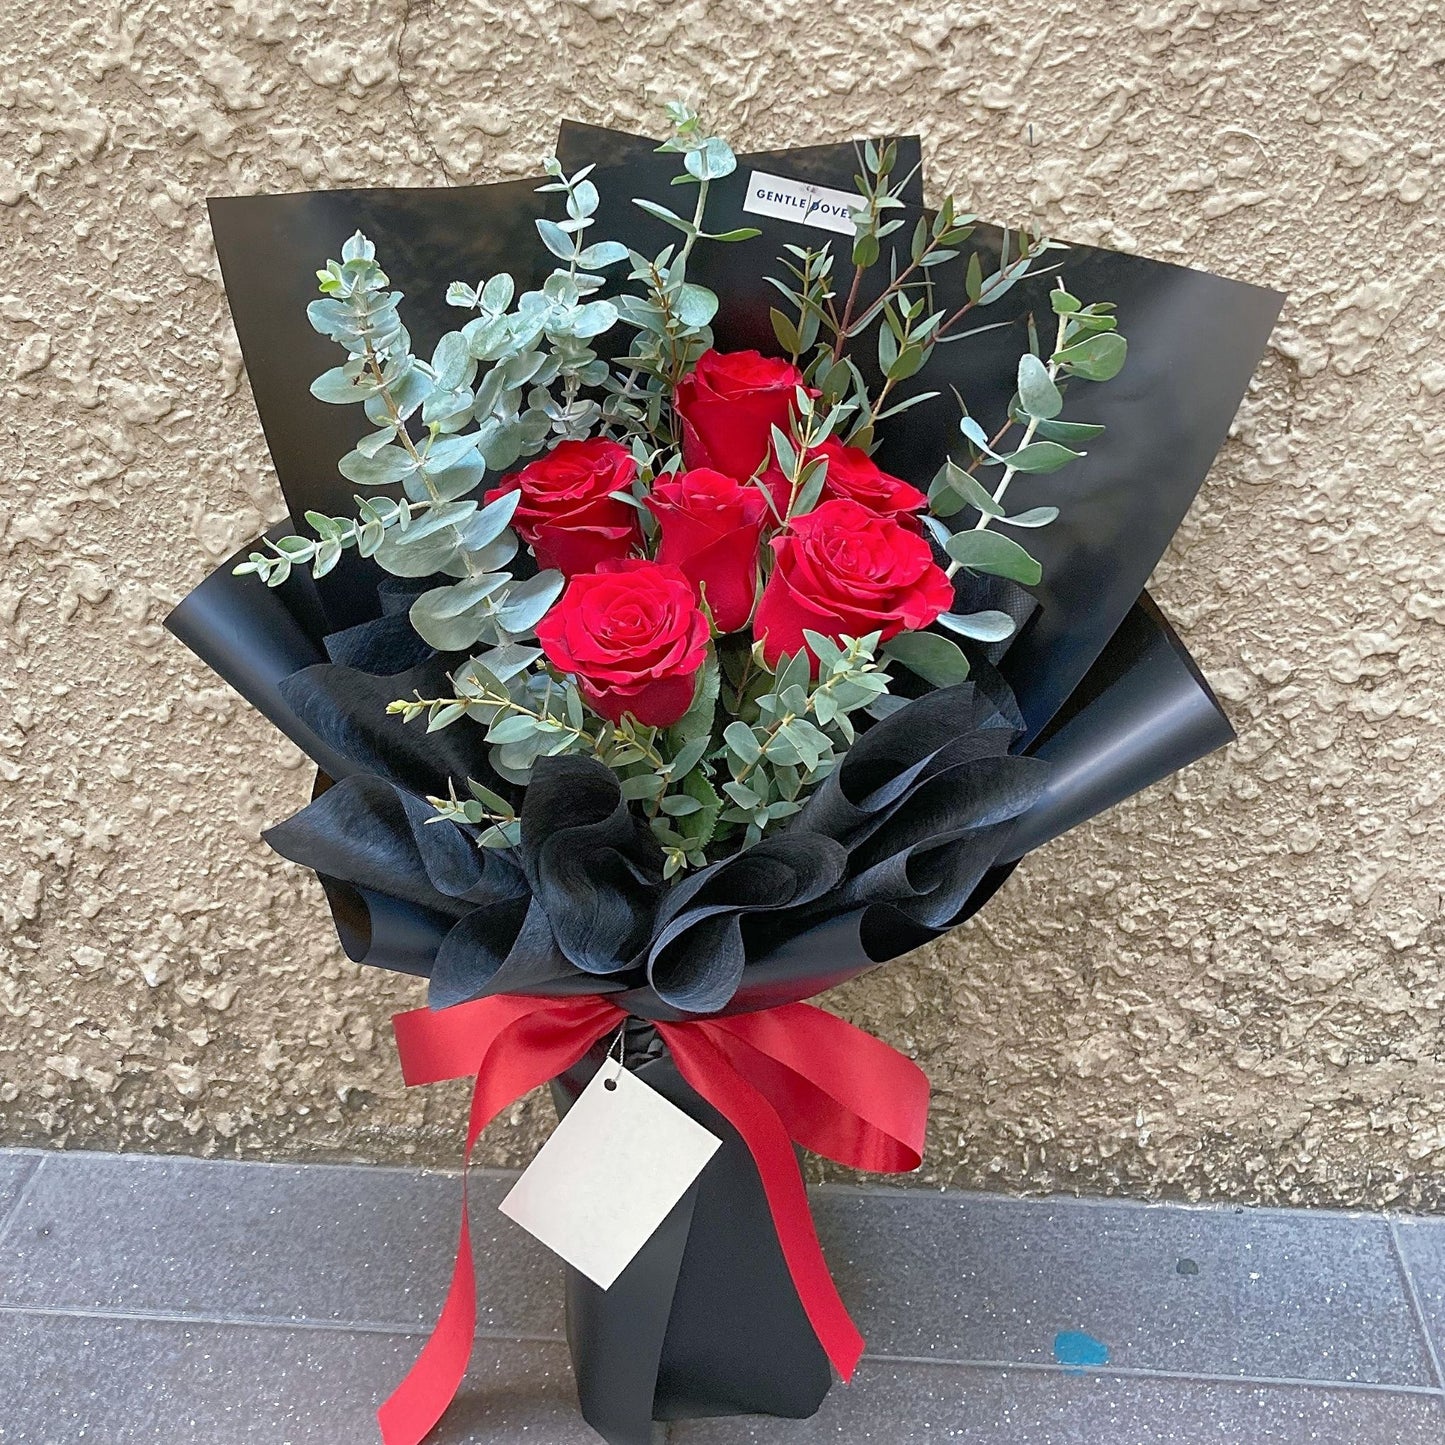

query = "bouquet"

[169,107,1282,1445]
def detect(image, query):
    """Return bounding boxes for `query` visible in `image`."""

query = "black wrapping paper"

[176,123,1268,1012]
[552,1027,831,1445]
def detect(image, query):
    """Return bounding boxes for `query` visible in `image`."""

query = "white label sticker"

[498,1059,722,1289]
[742,169,862,236]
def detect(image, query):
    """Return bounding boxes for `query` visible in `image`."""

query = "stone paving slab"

[0,1151,563,1336]
[0,1148,1441,1445]
[670,1363,1445,1445]
[812,1189,1435,1385]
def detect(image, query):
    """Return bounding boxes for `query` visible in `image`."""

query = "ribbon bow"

[376,993,930,1445]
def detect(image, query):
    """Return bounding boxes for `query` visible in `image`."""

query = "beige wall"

[1,0,1441,1207]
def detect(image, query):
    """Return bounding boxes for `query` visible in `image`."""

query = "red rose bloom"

[645,468,769,633]
[754,499,954,667]
[673,348,810,483]
[808,437,928,519]
[536,558,710,728]
[485,438,641,576]
[760,437,928,523]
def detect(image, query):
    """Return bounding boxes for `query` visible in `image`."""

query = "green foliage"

[761,144,1068,456]
[235,102,1135,877]
[881,630,971,686]
[716,634,889,848]
[929,281,1128,589]
[603,106,758,446]
[426,778,521,849]
[234,155,632,636]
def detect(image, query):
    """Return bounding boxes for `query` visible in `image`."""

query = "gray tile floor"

[0,1148,1442,1443]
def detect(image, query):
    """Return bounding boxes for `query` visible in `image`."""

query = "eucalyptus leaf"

[1016,354,1062,419]
[933,463,1003,518]
[937,609,1017,642]
[945,529,1043,585]
[408,574,512,651]
[997,506,1059,528]
[1032,419,1104,446]
[723,721,761,765]
[487,713,543,744]
[479,643,543,682]
[375,528,463,576]
[535,218,576,261]
[492,569,564,635]
[633,197,695,236]
[675,283,718,328]
[576,240,629,270]
[310,366,379,404]
[882,631,971,686]
[999,441,1082,473]
[1055,331,1127,381]
[431,332,473,392]
[392,500,475,544]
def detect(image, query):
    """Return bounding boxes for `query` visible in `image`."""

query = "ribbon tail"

[376,1072,486,1445]
[377,997,623,1445]
[657,1022,866,1383]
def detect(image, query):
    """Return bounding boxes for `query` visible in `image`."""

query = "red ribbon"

[376,993,930,1445]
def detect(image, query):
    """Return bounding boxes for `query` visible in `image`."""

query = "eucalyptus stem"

[935,245,1039,341]
[361,345,443,510]
[734,656,872,784]
[830,263,866,361]
[945,307,1069,578]
[392,685,597,754]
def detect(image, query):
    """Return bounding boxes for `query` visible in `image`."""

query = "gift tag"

[742,169,862,236]
[499,1056,722,1288]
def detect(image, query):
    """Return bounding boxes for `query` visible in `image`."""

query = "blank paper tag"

[742,168,862,236]
[499,1060,722,1289]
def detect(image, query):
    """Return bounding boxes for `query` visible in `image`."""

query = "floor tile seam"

[812,1180,1409,1224]
[855,1352,1445,1397]
[0,1301,565,1344]
[1389,1216,1445,1392]
[0,1146,500,1184]
[1,1148,1426,1227]
[4,1300,1441,1404]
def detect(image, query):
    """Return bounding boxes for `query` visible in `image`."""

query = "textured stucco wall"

[1,0,1442,1208]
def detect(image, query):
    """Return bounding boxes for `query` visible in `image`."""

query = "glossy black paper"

[552,1027,830,1445]
[170,122,1282,1445]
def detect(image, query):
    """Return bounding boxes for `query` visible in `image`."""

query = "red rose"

[809,437,929,519]
[536,558,710,728]
[673,349,810,482]
[760,437,928,523]
[485,438,641,576]
[645,468,769,633]
[754,499,954,667]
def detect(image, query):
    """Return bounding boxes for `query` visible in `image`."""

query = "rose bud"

[754,498,955,668]
[646,468,770,634]
[485,437,642,576]
[536,558,711,729]
[673,348,811,483]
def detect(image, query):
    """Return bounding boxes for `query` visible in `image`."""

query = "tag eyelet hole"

[603,1077,618,1092]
